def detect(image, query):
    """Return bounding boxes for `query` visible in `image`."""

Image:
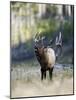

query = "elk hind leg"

[44,71,46,79]
[49,67,54,80]
[41,69,44,80]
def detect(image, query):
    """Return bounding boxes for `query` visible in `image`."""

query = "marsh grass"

[11,60,73,98]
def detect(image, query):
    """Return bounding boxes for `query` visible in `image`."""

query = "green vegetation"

[11,2,74,64]
[63,21,73,42]
[46,4,58,16]
[11,2,73,44]
[37,19,59,38]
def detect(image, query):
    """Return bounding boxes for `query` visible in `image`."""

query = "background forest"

[11,2,74,64]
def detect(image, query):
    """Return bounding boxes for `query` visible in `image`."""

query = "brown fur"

[35,46,55,80]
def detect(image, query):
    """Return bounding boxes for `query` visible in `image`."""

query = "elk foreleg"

[41,68,44,80]
[41,68,46,80]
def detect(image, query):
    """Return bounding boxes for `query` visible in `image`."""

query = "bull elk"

[34,32,62,80]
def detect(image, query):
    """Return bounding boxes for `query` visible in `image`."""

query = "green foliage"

[46,5,58,16]
[37,19,58,38]
[11,2,74,47]
[30,4,38,14]
[63,20,73,42]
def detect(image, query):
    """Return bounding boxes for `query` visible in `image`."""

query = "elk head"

[34,32,45,60]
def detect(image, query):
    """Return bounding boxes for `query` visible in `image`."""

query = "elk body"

[34,32,62,80]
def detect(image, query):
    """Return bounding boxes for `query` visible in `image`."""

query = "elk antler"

[55,32,62,46]
[34,32,45,47]
[55,32,62,58]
